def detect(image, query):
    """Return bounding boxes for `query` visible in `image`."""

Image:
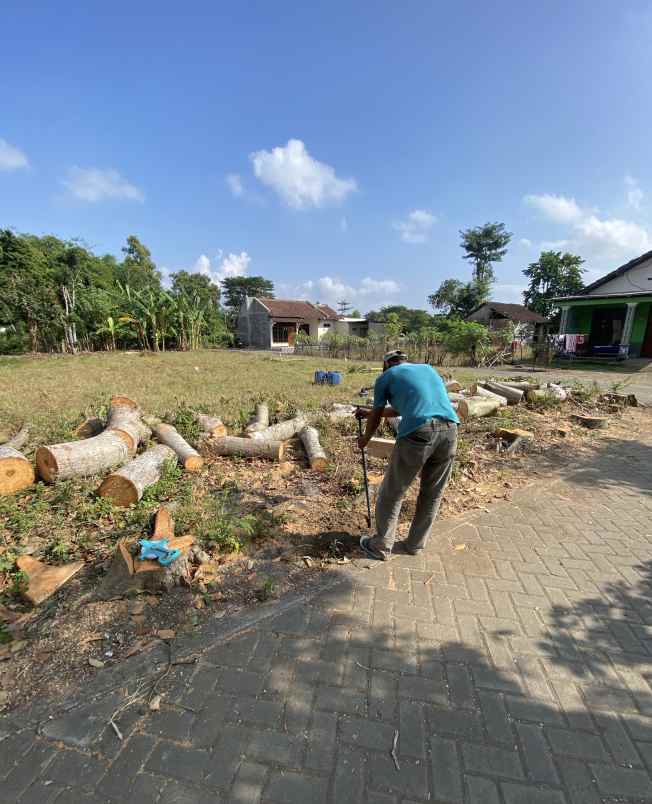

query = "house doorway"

[641,308,652,358]
[272,322,296,344]
[590,306,626,355]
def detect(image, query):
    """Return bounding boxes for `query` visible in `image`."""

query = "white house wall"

[589,258,652,295]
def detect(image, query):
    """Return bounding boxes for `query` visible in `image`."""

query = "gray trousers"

[370,418,457,553]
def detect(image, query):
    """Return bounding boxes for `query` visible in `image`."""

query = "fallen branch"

[206,436,285,461]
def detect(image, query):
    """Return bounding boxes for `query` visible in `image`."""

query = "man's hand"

[357,434,370,451]
[355,406,372,420]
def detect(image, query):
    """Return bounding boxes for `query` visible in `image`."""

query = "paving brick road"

[2,428,652,803]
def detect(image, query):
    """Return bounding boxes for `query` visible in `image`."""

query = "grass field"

[0,350,408,442]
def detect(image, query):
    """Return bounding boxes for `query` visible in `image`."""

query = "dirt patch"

[1,392,650,712]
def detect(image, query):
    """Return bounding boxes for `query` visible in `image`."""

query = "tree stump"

[245,403,270,434]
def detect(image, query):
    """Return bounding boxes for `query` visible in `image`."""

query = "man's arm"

[358,406,384,449]
[355,405,399,419]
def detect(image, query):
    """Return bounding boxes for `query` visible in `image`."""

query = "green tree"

[365,305,434,333]
[350,308,362,318]
[384,312,402,338]
[428,278,491,318]
[460,222,512,283]
[522,250,585,320]
[170,271,220,307]
[221,276,275,311]
[117,235,161,292]
[0,230,57,351]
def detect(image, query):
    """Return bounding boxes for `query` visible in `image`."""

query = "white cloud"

[250,139,357,209]
[524,191,652,264]
[0,138,29,170]
[313,275,399,301]
[226,173,244,197]
[63,167,144,202]
[625,175,644,210]
[191,250,251,285]
[359,277,400,295]
[393,209,436,244]
[524,193,582,223]
[519,238,532,248]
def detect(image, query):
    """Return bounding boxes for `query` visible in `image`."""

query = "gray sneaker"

[360,536,390,561]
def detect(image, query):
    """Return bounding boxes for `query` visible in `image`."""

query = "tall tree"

[522,250,585,320]
[460,222,512,283]
[337,299,352,316]
[170,271,221,308]
[428,278,490,319]
[221,276,275,311]
[117,235,161,291]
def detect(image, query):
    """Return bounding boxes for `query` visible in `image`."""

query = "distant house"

[554,249,652,359]
[466,302,548,332]
[236,298,383,350]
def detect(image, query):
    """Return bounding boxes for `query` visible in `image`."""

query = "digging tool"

[357,413,373,528]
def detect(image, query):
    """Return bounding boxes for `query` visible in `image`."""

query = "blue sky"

[2,1,652,312]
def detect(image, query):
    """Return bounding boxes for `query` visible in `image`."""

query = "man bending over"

[356,350,459,561]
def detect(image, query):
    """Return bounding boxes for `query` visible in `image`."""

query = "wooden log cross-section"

[245,403,270,434]
[36,396,149,483]
[0,445,35,495]
[299,426,328,472]
[366,438,395,460]
[249,414,308,442]
[145,418,204,472]
[98,444,176,507]
[207,436,285,462]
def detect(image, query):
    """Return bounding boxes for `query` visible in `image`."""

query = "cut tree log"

[494,381,539,391]
[546,383,567,401]
[469,384,508,406]
[571,414,608,429]
[144,418,203,472]
[74,417,105,439]
[445,380,462,393]
[366,438,395,460]
[4,424,30,452]
[457,396,501,420]
[16,555,84,606]
[601,392,638,407]
[495,427,534,442]
[0,446,35,495]
[36,430,132,483]
[526,388,558,402]
[448,392,466,402]
[106,396,149,453]
[299,426,328,472]
[196,414,227,438]
[249,414,308,442]
[481,381,524,405]
[98,444,176,506]
[245,403,270,434]
[328,403,357,421]
[207,436,285,461]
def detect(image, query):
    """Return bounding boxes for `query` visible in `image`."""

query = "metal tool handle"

[357,414,373,528]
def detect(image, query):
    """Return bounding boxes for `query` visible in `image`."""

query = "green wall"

[565,297,652,357]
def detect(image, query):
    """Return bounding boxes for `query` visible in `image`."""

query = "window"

[322,322,331,328]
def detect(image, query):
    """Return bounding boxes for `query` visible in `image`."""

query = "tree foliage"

[460,222,512,283]
[428,278,491,319]
[0,229,231,353]
[522,250,585,320]
[221,276,275,311]
[365,305,435,333]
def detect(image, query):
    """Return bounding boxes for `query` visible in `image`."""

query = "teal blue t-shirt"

[373,363,460,437]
